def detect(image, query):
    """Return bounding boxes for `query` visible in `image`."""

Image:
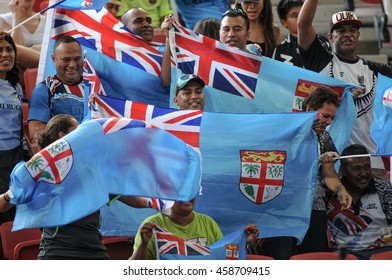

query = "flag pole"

[333,154,373,160]
[7,0,66,33]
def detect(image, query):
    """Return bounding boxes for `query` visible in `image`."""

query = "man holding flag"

[131,197,259,260]
[297,0,392,178]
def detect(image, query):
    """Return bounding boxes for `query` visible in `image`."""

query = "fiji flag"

[170,20,357,152]
[370,74,392,155]
[92,95,320,243]
[52,0,108,10]
[38,2,169,109]
[9,118,201,230]
[155,225,247,260]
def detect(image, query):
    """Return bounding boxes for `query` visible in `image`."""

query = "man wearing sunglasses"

[174,74,205,110]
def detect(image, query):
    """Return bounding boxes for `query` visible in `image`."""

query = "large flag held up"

[9,118,201,231]
[370,73,392,155]
[170,20,358,152]
[155,225,247,260]
[38,4,169,108]
[92,94,320,243]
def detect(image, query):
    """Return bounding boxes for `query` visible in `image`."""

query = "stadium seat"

[246,254,275,260]
[0,221,42,260]
[370,251,392,260]
[102,236,134,260]
[13,239,40,260]
[290,252,358,260]
[23,68,38,102]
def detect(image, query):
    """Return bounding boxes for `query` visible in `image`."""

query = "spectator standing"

[297,0,392,178]
[272,0,330,67]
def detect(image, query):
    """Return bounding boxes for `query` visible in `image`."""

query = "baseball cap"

[330,11,362,32]
[175,74,205,95]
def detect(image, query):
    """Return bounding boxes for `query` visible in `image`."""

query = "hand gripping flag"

[170,20,357,153]
[92,95,320,243]
[154,225,247,260]
[9,118,201,230]
[38,3,170,110]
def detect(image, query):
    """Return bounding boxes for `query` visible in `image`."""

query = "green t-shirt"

[132,212,223,259]
[119,0,172,28]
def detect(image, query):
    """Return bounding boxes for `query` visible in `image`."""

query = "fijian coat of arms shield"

[225,244,239,260]
[25,139,73,184]
[239,150,286,204]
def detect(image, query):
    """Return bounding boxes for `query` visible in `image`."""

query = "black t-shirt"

[38,211,109,259]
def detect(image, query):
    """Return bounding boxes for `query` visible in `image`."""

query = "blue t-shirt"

[28,76,85,124]
[0,79,23,150]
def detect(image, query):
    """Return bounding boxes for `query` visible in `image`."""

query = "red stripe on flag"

[130,102,148,120]
[163,110,202,124]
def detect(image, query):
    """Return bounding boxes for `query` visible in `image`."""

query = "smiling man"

[121,7,154,42]
[174,74,205,110]
[28,36,84,142]
[327,144,392,259]
[297,0,392,180]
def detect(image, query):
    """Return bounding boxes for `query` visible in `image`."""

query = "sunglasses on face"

[0,31,11,40]
[222,8,246,18]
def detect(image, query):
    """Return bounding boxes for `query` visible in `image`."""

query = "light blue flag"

[48,0,108,10]
[156,226,247,260]
[197,111,319,242]
[170,20,358,153]
[37,7,170,112]
[91,95,319,243]
[9,118,201,230]
[370,73,392,155]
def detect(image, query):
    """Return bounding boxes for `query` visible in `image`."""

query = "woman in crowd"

[0,32,23,226]
[237,0,281,57]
